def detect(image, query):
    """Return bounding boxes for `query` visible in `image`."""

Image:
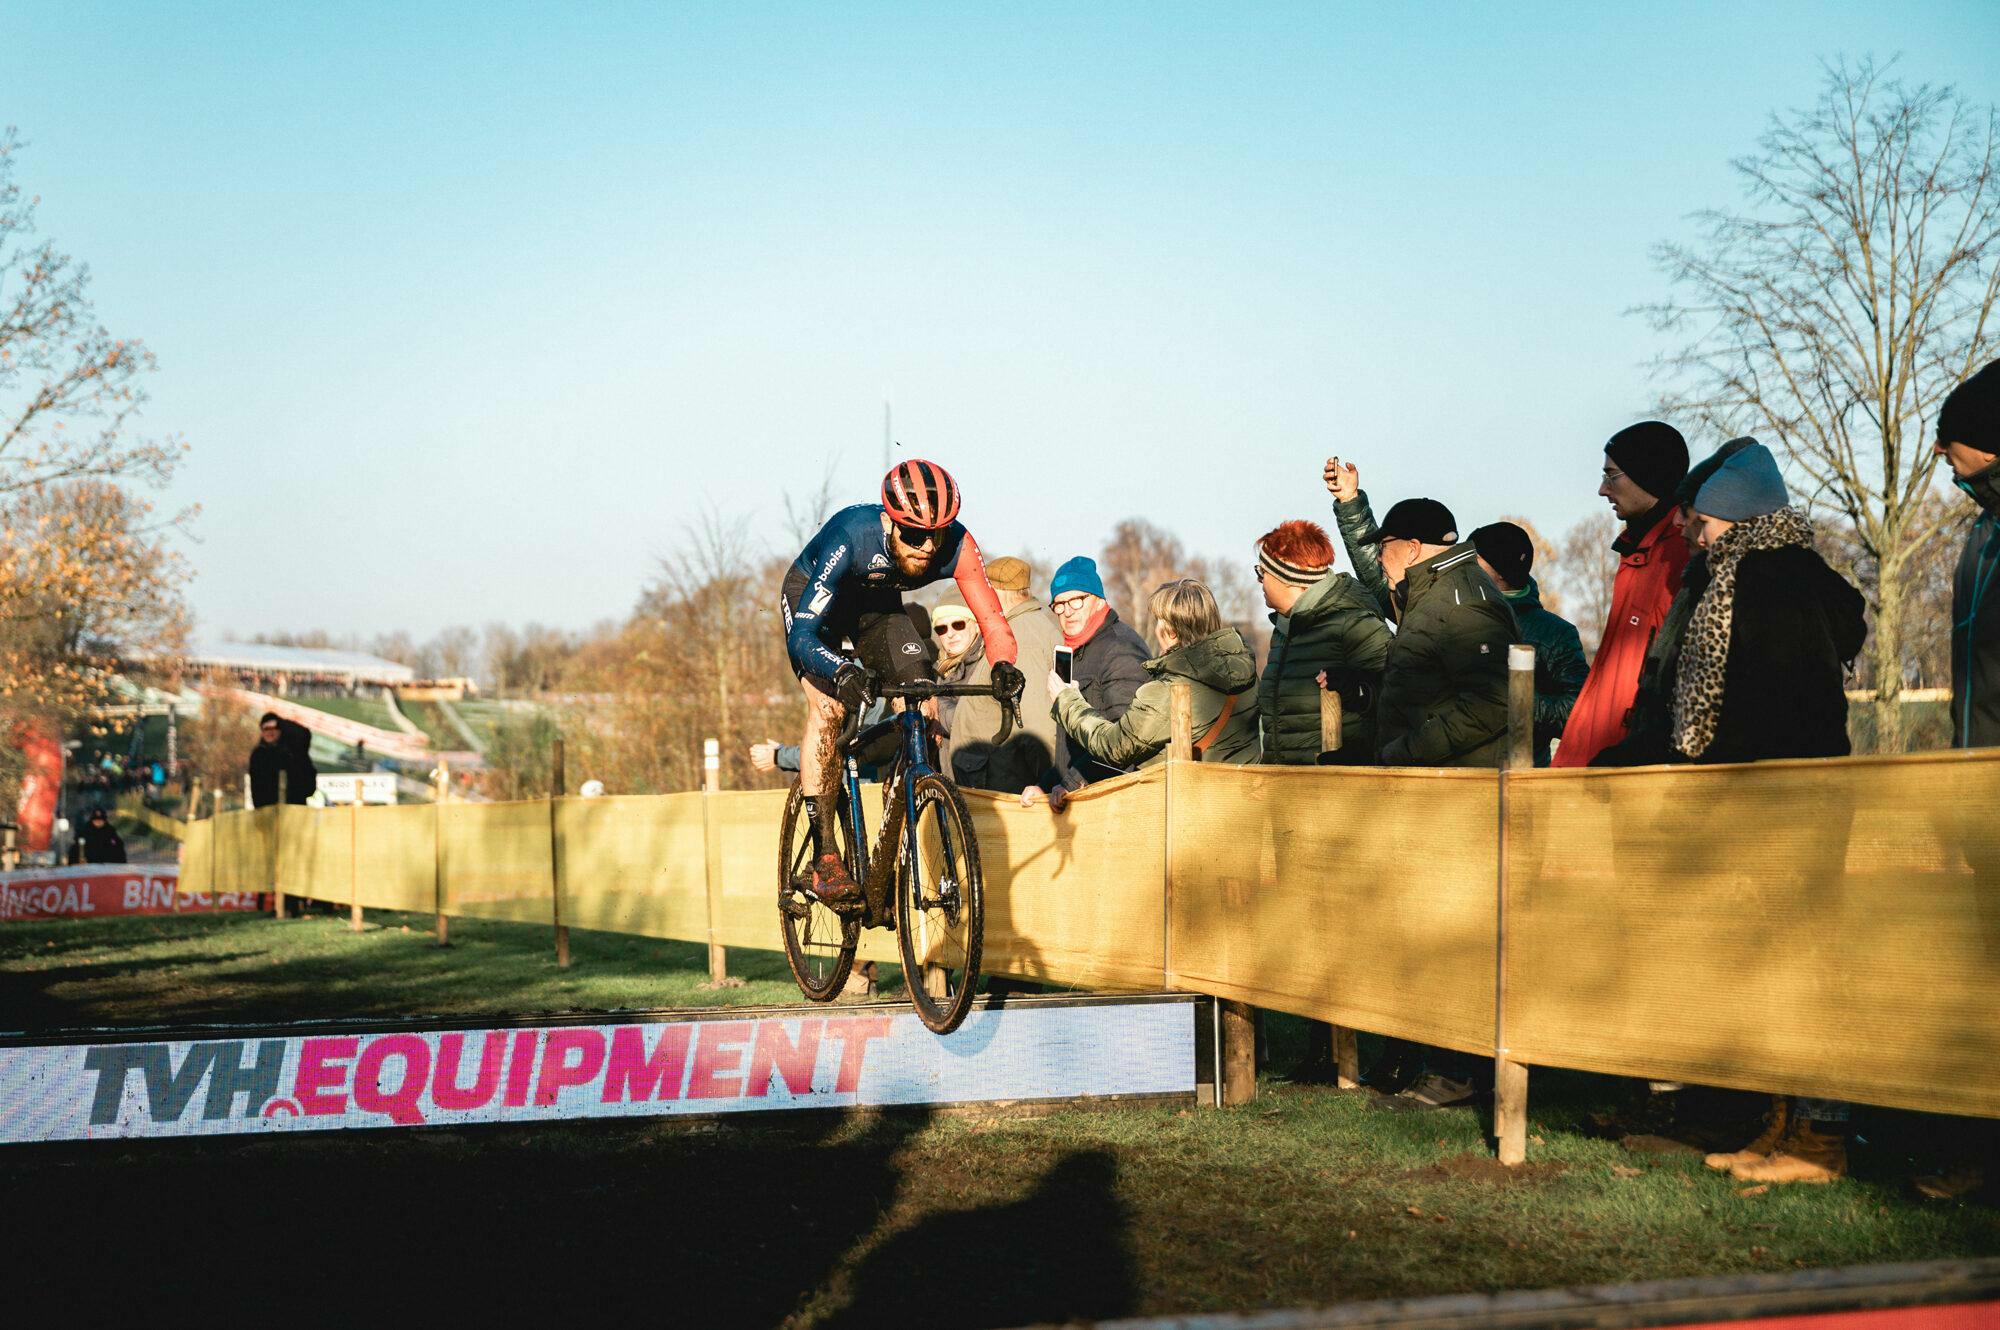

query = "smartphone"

[1054,646,1075,683]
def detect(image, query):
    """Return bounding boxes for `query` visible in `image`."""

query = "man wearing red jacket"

[1552,421,1690,767]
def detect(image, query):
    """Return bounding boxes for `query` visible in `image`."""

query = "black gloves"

[833,662,874,715]
[989,660,1026,701]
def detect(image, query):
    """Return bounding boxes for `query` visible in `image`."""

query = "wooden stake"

[702,737,726,983]
[1173,678,1253,1102]
[551,739,569,969]
[349,778,364,932]
[1318,688,1361,1085]
[1495,642,1535,1164]
[1168,681,1194,762]
[434,759,450,947]
[273,769,289,919]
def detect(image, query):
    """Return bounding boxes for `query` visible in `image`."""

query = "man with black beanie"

[1937,359,2000,749]
[1551,420,1692,766]
[1470,521,1587,766]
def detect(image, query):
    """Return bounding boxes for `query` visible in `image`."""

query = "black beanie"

[1939,359,2000,456]
[1604,421,1689,503]
[1469,522,1534,589]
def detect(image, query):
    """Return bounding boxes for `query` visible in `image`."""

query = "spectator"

[931,602,979,738]
[249,713,319,808]
[1938,359,2000,749]
[1023,556,1151,807]
[1255,518,1391,765]
[1340,491,1516,768]
[944,556,1061,795]
[1045,579,1261,770]
[1338,489,1515,1107]
[1661,442,1865,1186]
[1670,443,1865,767]
[74,807,126,864]
[1592,436,1759,768]
[1469,521,1588,766]
[1551,421,1691,767]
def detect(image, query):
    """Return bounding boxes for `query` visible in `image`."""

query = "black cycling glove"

[988,660,1026,701]
[833,662,874,715]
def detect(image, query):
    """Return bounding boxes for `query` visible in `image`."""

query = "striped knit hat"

[1256,535,1332,589]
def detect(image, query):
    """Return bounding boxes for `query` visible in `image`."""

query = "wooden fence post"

[1318,689,1361,1088]
[1494,643,1535,1165]
[272,769,289,919]
[551,739,570,969]
[434,759,451,947]
[1172,681,1255,1105]
[702,738,727,983]
[349,778,365,932]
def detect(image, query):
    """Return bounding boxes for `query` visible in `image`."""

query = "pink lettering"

[294,1037,360,1115]
[686,1021,753,1099]
[534,1029,607,1105]
[746,1019,824,1097]
[353,1034,430,1125]
[434,1032,507,1110]
[503,1030,539,1107]
[600,1025,691,1103]
[825,1016,893,1093]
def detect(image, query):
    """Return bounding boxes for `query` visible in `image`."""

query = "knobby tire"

[777,781,860,1001]
[897,773,984,1035]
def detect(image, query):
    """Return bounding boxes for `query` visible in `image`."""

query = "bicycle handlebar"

[834,676,1024,754]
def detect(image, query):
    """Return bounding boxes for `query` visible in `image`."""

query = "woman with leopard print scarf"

[1671,443,1866,765]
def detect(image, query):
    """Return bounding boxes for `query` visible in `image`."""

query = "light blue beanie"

[1049,556,1106,601]
[1693,442,1790,521]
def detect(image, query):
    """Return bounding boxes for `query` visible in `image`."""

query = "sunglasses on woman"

[933,619,970,636]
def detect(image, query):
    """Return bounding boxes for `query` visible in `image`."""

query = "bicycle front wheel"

[778,781,860,1001]
[896,773,984,1034]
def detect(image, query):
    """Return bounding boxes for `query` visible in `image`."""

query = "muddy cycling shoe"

[799,852,863,905]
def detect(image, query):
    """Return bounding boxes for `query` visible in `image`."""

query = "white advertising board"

[0,999,1196,1144]
[313,772,399,805]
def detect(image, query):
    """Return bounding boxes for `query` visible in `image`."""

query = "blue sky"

[7,2,1997,638]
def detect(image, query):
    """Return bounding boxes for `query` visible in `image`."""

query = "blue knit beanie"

[1049,556,1106,601]
[1693,442,1790,521]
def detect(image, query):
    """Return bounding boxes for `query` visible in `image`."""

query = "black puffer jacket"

[1376,543,1517,767]
[1690,545,1866,764]
[1044,609,1152,789]
[1258,572,1391,765]
[1952,459,2000,748]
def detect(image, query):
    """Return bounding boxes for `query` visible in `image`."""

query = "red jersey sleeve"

[951,532,1019,666]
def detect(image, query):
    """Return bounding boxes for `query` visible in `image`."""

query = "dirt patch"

[1403,1153,1569,1186]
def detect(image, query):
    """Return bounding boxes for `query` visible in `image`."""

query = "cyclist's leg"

[798,676,845,850]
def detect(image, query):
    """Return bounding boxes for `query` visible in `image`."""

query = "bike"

[778,675,1022,1034]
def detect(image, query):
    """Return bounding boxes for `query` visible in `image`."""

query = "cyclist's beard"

[890,542,935,578]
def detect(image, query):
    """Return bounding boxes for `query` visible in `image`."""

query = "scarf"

[1063,604,1112,649]
[1670,506,1816,760]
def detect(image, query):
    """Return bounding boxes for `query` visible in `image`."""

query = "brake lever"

[991,688,1022,747]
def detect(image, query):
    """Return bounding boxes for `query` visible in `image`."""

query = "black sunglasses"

[892,522,941,549]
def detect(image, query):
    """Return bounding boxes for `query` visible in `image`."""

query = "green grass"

[3,914,1994,1326]
[285,693,399,732]
[397,698,460,749]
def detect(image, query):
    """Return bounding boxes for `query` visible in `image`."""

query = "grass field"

[4,913,1995,1327]
[287,693,401,733]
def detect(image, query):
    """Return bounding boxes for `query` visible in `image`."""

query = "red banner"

[0,866,262,921]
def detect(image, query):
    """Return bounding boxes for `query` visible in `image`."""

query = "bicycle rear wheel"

[778,781,860,1001]
[896,773,984,1034]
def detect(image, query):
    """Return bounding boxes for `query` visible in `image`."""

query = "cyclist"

[782,459,1023,901]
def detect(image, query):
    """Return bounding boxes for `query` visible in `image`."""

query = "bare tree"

[1642,59,2000,750]
[0,130,186,498]
[1496,514,1563,613]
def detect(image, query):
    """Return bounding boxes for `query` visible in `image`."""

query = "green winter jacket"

[1333,490,1396,620]
[1258,572,1392,765]
[1501,578,1589,767]
[1052,627,1262,769]
[1376,542,1518,767]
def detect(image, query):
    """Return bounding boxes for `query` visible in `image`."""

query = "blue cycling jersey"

[785,504,968,681]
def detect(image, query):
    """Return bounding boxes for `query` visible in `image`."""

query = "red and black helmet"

[881,459,961,530]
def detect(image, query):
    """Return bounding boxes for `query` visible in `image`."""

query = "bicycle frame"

[838,706,941,931]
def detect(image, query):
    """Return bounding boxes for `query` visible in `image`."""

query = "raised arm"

[950,531,1019,665]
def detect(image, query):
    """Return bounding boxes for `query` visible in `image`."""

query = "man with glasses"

[248,712,318,809]
[781,459,1022,901]
[1551,421,1690,767]
[1021,556,1151,809]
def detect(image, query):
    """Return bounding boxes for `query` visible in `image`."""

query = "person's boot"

[1704,1096,1789,1172]
[1729,1118,1848,1185]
